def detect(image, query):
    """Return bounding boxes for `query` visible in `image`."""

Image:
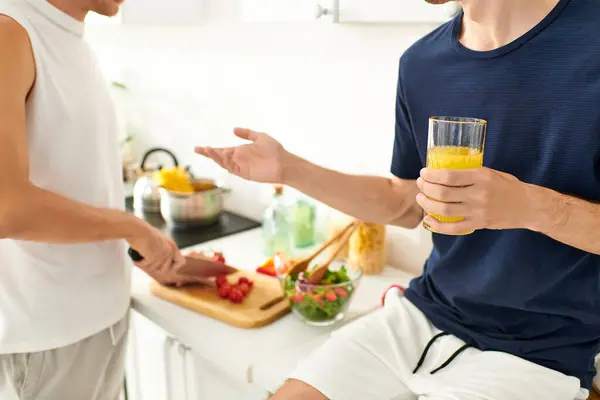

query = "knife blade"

[128,248,237,278]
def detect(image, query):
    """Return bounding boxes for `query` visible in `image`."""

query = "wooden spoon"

[286,220,356,278]
[307,222,358,285]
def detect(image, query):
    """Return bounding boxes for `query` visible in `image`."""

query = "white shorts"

[291,288,589,400]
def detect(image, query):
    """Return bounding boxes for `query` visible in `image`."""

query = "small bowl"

[274,254,363,327]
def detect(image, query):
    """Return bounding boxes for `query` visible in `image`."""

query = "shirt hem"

[0,300,130,354]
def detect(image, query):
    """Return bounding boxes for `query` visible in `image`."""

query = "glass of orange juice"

[424,116,487,235]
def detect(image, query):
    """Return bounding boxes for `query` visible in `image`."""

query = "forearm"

[525,184,600,255]
[0,183,141,244]
[283,153,422,228]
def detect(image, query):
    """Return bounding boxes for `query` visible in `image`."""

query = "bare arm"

[283,153,423,228]
[0,17,143,243]
[525,184,600,255]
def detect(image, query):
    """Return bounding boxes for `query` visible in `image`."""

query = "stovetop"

[125,197,261,249]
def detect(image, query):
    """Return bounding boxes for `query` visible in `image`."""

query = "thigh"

[0,354,26,400]
[21,314,129,400]
[287,290,437,400]
[414,345,585,400]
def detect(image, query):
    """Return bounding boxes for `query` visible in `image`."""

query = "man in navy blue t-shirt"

[196,0,600,398]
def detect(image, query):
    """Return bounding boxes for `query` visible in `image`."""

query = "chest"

[26,35,118,149]
[405,51,600,200]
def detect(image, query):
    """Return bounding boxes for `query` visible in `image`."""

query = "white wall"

[86,0,435,274]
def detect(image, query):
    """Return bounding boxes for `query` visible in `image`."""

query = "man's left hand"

[416,167,533,235]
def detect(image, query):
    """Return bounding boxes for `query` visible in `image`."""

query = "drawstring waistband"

[413,331,472,375]
[109,325,117,346]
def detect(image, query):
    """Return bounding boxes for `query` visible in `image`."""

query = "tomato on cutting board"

[215,274,254,304]
[206,251,226,264]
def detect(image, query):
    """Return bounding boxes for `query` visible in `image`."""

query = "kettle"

[133,148,179,213]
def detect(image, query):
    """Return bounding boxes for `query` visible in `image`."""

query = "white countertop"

[130,228,414,385]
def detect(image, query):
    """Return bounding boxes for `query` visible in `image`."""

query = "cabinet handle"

[163,336,176,399]
[178,343,192,400]
[315,1,339,22]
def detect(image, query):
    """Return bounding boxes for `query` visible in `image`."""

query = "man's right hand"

[195,127,424,230]
[126,221,192,286]
[194,128,287,184]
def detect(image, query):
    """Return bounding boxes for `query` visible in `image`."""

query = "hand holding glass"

[423,116,487,235]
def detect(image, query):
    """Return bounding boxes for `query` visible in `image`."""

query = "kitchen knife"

[128,248,237,278]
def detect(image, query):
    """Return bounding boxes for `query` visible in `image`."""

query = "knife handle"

[128,248,144,262]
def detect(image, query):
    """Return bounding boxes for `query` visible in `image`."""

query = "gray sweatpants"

[0,314,128,400]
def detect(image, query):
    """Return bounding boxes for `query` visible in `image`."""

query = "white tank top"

[0,0,130,353]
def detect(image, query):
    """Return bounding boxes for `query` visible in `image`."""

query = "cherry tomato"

[291,294,305,303]
[218,286,230,299]
[238,277,254,288]
[334,288,348,299]
[237,283,250,296]
[228,288,244,303]
[325,292,337,302]
[215,275,228,287]
[210,251,226,264]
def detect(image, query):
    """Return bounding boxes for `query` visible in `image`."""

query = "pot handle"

[139,148,179,172]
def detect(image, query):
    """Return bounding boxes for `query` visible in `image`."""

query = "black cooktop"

[125,197,261,249]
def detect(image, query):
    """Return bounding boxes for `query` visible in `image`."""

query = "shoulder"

[564,0,600,35]
[0,15,35,92]
[398,17,456,81]
[0,14,31,51]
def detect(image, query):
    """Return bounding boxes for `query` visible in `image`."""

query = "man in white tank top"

[0,0,208,398]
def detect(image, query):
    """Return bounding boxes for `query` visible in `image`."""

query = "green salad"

[283,265,356,324]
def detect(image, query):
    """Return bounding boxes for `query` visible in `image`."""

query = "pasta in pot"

[348,222,386,275]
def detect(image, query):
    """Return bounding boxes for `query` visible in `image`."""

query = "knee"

[270,379,329,400]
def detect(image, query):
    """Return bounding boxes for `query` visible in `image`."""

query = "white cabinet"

[126,312,171,400]
[126,311,270,400]
[189,351,270,400]
[120,0,204,25]
[241,0,459,23]
[86,0,204,25]
[241,0,328,22]
[338,0,459,23]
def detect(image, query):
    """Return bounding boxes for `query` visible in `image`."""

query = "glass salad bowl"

[274,252,363,327]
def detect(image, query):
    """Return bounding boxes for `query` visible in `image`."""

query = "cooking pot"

[133,148,180,213]
[159,179,231,228]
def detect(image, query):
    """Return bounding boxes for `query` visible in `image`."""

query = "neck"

[47,0,88,22]
[458,0,561,51]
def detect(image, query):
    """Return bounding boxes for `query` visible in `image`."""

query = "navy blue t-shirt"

[392,0,600,389]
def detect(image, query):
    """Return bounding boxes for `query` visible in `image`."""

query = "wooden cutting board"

[150,271,290,328]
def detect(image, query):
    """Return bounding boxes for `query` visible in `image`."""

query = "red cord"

[381,284,406,306]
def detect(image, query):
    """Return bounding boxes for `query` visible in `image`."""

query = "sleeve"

[390,62,423,180]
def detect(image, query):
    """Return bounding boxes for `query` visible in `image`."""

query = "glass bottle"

[262,185,292,257]
[291,194,317,249]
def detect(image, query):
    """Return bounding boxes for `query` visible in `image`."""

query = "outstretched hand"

[195,128,287,184]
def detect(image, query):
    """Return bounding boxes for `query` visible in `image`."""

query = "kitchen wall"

[86,0,436,274]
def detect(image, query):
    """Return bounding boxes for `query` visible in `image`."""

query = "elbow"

[388,206,423,229]
[0,185,27,238]
[0,199,13,238]
[384,178,423,229]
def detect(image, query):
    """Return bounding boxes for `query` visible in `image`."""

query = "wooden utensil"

[286,220,356,277]
[307,222,358,285]
[151,270,290,328]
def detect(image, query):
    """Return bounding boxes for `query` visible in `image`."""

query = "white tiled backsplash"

[86,5,434,274]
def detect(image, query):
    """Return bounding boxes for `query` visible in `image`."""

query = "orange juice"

[426,146,483,225]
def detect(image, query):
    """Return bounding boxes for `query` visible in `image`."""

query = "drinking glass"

[423,116,487,235]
